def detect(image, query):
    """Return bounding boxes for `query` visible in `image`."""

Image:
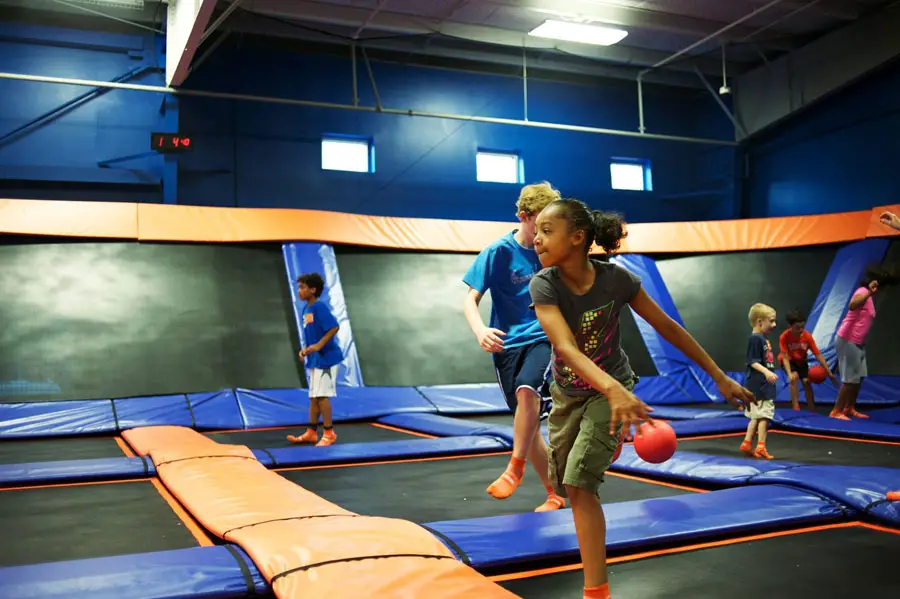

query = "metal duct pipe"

[0,71,738,146]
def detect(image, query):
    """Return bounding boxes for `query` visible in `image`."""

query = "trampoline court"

[2,206,900,599]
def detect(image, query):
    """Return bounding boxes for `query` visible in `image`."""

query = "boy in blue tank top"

[462,181,565,512]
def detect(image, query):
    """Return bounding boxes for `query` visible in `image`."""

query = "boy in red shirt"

[779,310,838,411]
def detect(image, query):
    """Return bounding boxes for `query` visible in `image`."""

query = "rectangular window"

[610,159,652,191]
[321,137,373,173]
[476,151,522,184]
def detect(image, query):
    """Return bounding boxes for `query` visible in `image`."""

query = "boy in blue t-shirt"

[287,273,344,447]
[742,303,777,459]
[462,181,566,512]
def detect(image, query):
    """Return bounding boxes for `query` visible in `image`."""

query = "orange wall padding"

[122,426,518,599]
[2,197,898,253]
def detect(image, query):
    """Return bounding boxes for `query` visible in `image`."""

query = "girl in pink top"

[832,266,894,419]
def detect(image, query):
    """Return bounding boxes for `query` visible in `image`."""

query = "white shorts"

[745,399,775,421]
[308,366,339,398]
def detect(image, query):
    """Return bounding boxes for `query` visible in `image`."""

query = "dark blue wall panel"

[0,24,169,202]
[744,58,900,218]
[178,39,736,222]
[0,23,738,223]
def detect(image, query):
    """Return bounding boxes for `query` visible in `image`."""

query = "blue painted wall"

[179,38,736,223]
[743,57,900,217]
[0,22,737,223]
[0,23,172,203]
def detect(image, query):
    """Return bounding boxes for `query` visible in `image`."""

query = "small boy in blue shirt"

[741,303,777,459]
[287,273,344,447]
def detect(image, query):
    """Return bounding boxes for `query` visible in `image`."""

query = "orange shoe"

[739,440,754,455]
[846,409,869,419]
[534,495,566,512]
[287,429,318,443]
[829,410,850,420]
[315,429,337,447]
[754,446,774,460]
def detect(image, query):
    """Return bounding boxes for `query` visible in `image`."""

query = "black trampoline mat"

[0,480,199,567]
[279,454,691,523]
[677,431,900,468]
[205,423,423,448]
[499,526,900,598]
[0,436,125,465]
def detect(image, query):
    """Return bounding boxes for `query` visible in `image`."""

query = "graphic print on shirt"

[555,300,616,390]
[304,311,314,325]
[763,339,774,369]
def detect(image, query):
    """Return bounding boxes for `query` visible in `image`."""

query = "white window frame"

[321,137,373,173]
[476,150,522,184]
[610,159,652,191]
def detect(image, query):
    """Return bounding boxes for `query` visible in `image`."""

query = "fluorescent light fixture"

[529,20,628,46]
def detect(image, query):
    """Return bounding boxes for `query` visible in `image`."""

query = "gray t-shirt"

[529,259,642,396]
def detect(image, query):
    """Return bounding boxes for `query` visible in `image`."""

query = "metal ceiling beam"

[507,0,799,51]
[749,0,859,20]
[226,0,728,76]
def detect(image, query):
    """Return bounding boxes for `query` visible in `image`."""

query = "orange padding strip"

[122,426,516,599]
[2,198,898,253]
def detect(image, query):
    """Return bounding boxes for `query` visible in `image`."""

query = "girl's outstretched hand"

[606,383,653,435]
[717,376,757,411]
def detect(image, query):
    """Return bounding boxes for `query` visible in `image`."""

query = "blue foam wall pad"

[774,412,900,441]
[869,406,900,424]
[0,401,116,437]
[414,384,511,414]
[114,394,195,429]
[235,386,434,428]
[667,417,751,437]
[377,413,515,445]
[186,389,245,429]
[424,485,847,569]
[258,436,509,468]
[750,465,900,526]
[646,405,744,420]
[0,545,268,599]
[0,456,154,487]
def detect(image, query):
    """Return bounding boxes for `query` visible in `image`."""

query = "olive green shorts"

[546,378,634,498]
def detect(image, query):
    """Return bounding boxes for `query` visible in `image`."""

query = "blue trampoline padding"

[667,417,751,437]
[645,405,744,420]
[114,394,195,429]
[750,465,900,526]
[186,389,245,430]
[414,383,512,414]
[377,413,515,444]
[254,435,509,468]
[0,545,268,599]
[774,412,900,441]
[0,400,116,437]
[0,456,155,487]
[610,445,798,486]
[869,406,900,424]
[424,484,846,569]
[235,386,434,428]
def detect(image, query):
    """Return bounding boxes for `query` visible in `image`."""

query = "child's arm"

[533,303,652,433]
[807,334,839,383]
[849,284,876,310]
[463,287,505,352]
[628,287,756,409]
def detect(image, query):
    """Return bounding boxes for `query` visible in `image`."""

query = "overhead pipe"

[0,71,738,146]
[635,0,787,134]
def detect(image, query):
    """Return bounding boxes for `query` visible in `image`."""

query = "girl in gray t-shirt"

[528,198,755,599]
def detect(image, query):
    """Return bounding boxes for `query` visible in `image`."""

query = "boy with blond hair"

[741,303,777,459]
[462,181,565,512]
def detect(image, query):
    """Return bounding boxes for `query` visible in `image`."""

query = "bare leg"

[802,380,816,411]
[568,486,610,595]
[487,386,542,500]
[789,373,800,410]
[318,398,333,428]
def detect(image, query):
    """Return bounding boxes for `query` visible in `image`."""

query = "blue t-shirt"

[745,332,776,400]
[302,300,344,369]
[463,231,547,349]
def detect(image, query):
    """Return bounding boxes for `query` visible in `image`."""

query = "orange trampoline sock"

[487,456,526,499]
[584,582,611,599]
